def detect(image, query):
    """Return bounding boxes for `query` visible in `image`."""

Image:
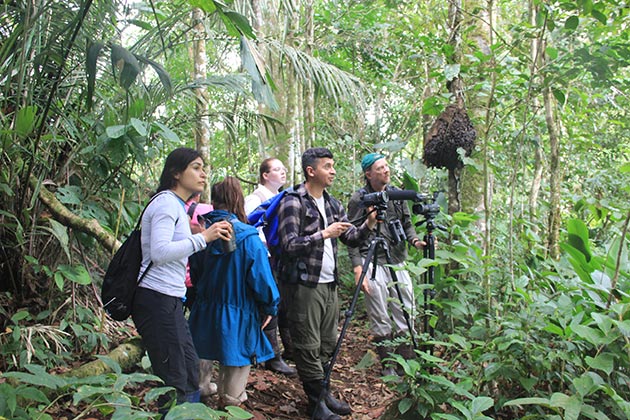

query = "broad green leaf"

[591,312,612,335]
[57,264,92,285]
[224,11,255,39]
[571,325,604,345]
[154,121,179,142]
[444,64,460,81]
[16,386,49,404]
[566,218,591,262]
[472,396,494,415]
[546,47,558,60]
[134,54,172,96]
[585,353,614,376]
[451,400,471,418]
[130,118,148,137]
[110,44,141,89]
[3,367,66,389]
[128,19,152,30]
[188,0,217,14]
[11,310,30,323]
[54,272,64,290]
[106,124,127,139]
[15,105,38,138]
[86,41,105,110]
[73,385,112,405]
[565,16,579,30]
[591,9,607,24]
[47,219,70,260]
[564,394,583,420]
[572,374,596,397]
[503,397,550,407]
[549,392,570,408]
[398,397,413,414]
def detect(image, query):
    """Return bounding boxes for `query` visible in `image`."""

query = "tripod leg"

[314,238,381,420]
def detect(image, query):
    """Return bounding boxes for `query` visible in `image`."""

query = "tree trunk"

[544,83,561,259]
[303,0,315,148]
[446,0,463,215]
[528,0,544,229]
[191,7,211,200]
[30,175,120,253]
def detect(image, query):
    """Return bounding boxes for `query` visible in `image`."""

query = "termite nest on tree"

[423,104,476,170]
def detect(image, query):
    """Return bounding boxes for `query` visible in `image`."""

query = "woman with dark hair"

[131,147,232,413]
[189,176,280,407]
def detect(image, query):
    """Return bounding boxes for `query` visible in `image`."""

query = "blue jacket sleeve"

[245,236,280,316]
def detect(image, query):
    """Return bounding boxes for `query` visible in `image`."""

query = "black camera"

[360,190,389,208]
[411,192,441,218]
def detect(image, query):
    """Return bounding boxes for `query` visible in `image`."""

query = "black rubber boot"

[279,327,294,361]
[264,328,297,376]
[303,380,343,420]
[324,390,351,415]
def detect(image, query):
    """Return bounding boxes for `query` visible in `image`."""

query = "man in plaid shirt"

[276,147,376,420]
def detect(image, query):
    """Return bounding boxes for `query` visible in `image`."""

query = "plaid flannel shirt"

[276,182,370,285]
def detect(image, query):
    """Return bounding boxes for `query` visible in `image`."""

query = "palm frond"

[266,39,367,108]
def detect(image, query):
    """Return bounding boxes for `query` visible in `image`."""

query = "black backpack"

[101,193,165,321]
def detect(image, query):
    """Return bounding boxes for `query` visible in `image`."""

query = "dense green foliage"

[1,0,628,418]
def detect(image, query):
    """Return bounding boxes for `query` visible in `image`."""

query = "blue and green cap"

[361,152,386,172]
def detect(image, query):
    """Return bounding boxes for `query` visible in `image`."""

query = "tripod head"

[413,191,446,233]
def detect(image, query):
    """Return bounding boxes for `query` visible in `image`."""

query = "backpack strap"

[253,188,267,204]
[135,191,178,284]
[187,201,198,219]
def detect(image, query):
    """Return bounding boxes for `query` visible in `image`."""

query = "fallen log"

[67,336,145,378]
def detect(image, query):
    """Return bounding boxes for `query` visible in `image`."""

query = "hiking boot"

[199,359,218,397]
[264,327,297,376]
[303,380,343,420]
[279,327,295,360]
[325,390,351,415]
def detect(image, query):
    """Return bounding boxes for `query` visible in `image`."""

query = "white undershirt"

[314,195,335,283]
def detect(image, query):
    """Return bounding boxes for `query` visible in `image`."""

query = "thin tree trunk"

[191,7,211,199]
[251,0,269,155]
[447,0,463,215]
[544,83,561,259]
[303,0,315,147]
[528,1,544,228]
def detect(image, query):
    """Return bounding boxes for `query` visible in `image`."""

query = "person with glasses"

[244,158,297,377]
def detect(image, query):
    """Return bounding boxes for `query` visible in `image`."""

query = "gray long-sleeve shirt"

[138,191,207,298]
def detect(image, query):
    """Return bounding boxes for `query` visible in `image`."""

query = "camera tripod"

[416,215,445,352]
[314,208,417,420]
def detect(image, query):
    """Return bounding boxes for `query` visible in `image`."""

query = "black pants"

[132,287,199,404]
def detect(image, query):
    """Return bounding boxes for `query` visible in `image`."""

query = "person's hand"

[201,220,232,243]
[353,265,370,293]
[413,238,427,249]
[261,315,272,330]
[323,222,352,239]
[190,220,203,234]
[365,207,378,230]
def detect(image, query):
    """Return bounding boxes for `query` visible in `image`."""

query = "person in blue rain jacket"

[189,176,280,408]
